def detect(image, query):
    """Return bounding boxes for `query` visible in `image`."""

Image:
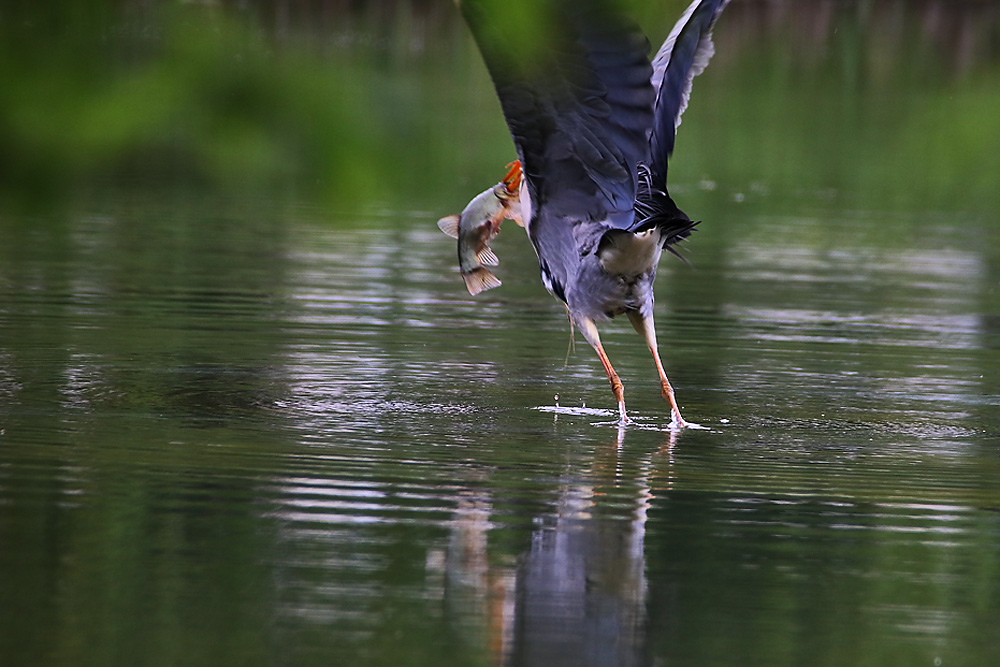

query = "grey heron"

[452,0,729,426]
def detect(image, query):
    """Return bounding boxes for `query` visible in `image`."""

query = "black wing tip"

[661,219,700,266]
[632,163,700,253]
[663,218,699,247]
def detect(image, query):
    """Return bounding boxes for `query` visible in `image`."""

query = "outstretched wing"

[648,0,730,187]
[460,0,654,229]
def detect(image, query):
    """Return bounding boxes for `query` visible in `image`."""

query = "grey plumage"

[457,0,729,424]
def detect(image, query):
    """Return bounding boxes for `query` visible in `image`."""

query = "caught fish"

[437,161,522,295]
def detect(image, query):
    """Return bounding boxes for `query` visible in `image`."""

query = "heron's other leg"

[578,317,628,423]
[628,311,686,427]
[562,304,576,367]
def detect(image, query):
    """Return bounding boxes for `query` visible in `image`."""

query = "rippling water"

[2,197,997,666]
[4,0,1000,662]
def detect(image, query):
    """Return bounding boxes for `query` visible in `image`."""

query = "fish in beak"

[437,161,522,295]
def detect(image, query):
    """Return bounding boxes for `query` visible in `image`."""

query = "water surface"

[2,2,1000,666]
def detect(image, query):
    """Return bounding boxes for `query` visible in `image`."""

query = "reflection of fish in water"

[438,161,522,295]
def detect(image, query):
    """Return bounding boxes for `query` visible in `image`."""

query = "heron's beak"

[503,160,522,194]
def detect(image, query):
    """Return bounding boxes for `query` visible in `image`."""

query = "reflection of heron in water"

[427,422,680,665]
[451,0,728,426]
[429,0,729,652]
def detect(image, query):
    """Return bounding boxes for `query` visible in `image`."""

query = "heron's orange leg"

[578,318,628,423]
[628,312,686,427]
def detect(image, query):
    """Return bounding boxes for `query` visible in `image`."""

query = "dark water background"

[2,1,999,665]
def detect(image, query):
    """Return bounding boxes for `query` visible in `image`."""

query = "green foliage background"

[2,0,998,217]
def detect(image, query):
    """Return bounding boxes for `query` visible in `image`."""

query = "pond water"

[2,2,1000,666]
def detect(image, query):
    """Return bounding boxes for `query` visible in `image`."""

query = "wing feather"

[648,0,730,187]
[460,0,654,227]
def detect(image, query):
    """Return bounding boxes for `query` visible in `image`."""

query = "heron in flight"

[452,0,729,426]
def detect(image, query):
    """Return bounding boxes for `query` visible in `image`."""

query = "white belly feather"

[597,229,662,278]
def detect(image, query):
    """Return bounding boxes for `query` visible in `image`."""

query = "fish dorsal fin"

[437,215,460,239]
[477,246,500,266]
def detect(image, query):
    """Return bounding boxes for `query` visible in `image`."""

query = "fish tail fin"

[437,215,460,239]
[463,268,502,295]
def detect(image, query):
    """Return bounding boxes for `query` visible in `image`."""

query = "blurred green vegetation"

[0,0,485,214]
[675,0,1000,215]
[1,0,999,217]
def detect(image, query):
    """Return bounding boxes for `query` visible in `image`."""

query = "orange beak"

[503,160,522,194]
